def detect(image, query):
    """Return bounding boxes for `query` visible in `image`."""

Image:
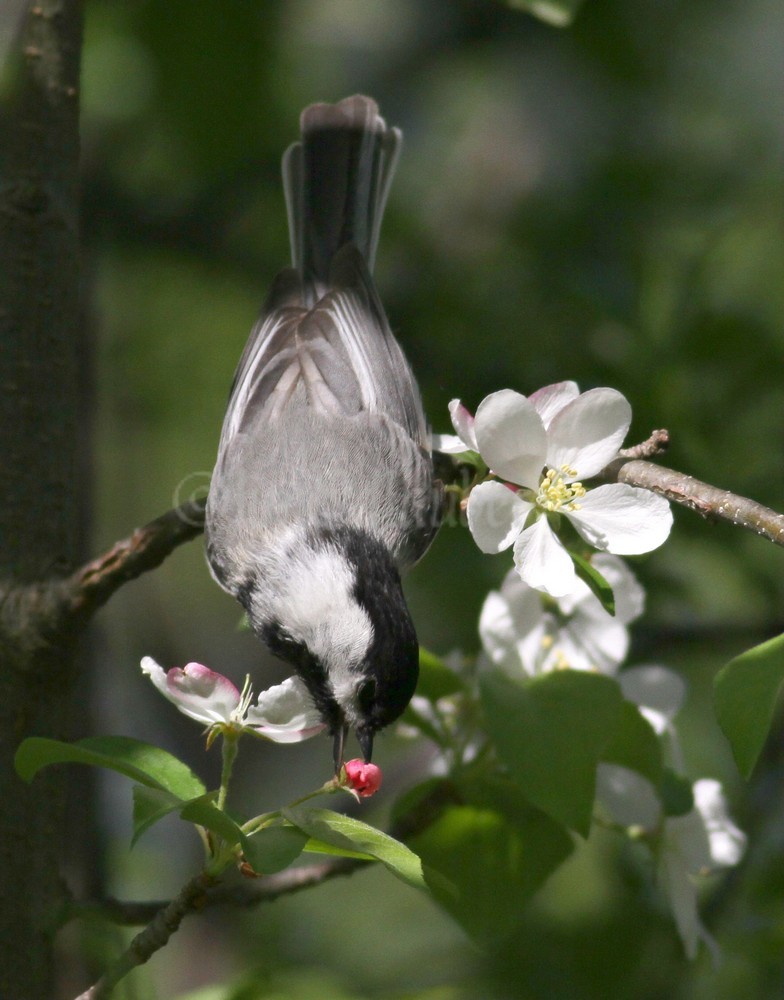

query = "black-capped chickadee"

[205,96,442,770]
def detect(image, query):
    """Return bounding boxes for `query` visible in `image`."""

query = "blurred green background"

[72,0,783,997]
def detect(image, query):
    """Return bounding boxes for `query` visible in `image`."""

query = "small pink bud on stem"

[344,758,383,798]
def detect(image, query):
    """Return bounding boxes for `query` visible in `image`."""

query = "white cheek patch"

[282,550,357,629]
[280,548,374,680]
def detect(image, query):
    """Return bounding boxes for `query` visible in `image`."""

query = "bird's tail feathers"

[282,95,401,298]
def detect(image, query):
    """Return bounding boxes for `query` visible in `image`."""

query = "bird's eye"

[357,678,376,712]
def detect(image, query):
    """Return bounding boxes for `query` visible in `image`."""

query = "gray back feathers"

[207,96,439,592]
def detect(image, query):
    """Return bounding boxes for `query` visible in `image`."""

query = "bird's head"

[246,525,419,770]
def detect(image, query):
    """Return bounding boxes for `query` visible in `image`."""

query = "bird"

[205,95,442,772]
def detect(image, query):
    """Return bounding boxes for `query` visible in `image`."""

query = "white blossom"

[431,400,479,454]
[597,769,746,961]
[479,554,644,677]
[619,664,686,771]
[658,779,746,961]
[141,657,325,743]
[596,764,662,832]
[462,383,672,596]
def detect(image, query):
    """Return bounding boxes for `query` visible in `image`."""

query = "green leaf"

[14,736,206,799]
[283,806,428,891]
[242,824,308,874]
[661,769,694,818]
[135,792,307,870]
[569,550,615,616]
[407,777,573,944]
[180,796,245,845]
[132,785,185,846]
[714,632,784,778]
[132,788,252,853]
[390,777,455,831]
[441,448,485,470]
[302,838,376,861]
[504,0,587,27]
[601,701,663,786]
[481,669,624,835]
[417,648,464,701]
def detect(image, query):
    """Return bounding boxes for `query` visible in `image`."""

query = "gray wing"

[218,244,429,455]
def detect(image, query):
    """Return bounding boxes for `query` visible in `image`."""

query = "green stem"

[241,778,339,836]
[217,733,239,812]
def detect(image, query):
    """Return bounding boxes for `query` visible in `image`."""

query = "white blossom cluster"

[479,556,745,961]
[437,381,744,959]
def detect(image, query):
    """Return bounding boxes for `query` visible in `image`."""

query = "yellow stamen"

[536,465,587,512]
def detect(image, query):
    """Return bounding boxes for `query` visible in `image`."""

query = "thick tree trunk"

[0,2,84,998]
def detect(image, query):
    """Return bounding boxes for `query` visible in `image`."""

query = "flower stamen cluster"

[536,465,586,512]
[231,675,255,725]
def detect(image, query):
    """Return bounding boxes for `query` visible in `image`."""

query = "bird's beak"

[357,728,374,763]
[333,723,349,774]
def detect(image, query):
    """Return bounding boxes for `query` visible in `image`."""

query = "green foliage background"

[76,0,783,997]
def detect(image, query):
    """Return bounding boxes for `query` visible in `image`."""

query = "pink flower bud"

[344,759,382,798]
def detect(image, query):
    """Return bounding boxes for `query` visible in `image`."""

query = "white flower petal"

[657,780,744,963]
[553,556,643,669]
[565,483,673,555]
[142,657,240,725]
[693,779,747,868]
[546,387,632,479]
[141,656,170,698]
[558,617,629,674]
[658,843,718,963]
[479,570,546,676]
[665,809,714,878]
[467,481,532,553]
[619,665,686,734]
[431,433,470,454]
[448,399,479,451]
[552,553,640,618]
[512,516,576,597]
[589,553,646,625]
[528,381,580,429]
[473,389,547,487]
[597,763,662,831]
[245,676,326,743]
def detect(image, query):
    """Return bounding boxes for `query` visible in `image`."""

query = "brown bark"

[0,2,84,998]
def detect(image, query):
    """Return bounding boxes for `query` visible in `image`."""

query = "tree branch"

[0,498,206,662]
[65,779,456,996]
[603,447,784,547]
[73,871,216,1000]
[70,858,361,929]
[64,497,206,623]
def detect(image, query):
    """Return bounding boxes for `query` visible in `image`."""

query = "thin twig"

[70,858,361,927]
[70,860,362,998]
[34,428,780,656]
[67,498,206,619]
[62,426,784,634]
[617,428,670,460]
[73,871,215,1000]
[603,452,784,547]
[0,499,206,657]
